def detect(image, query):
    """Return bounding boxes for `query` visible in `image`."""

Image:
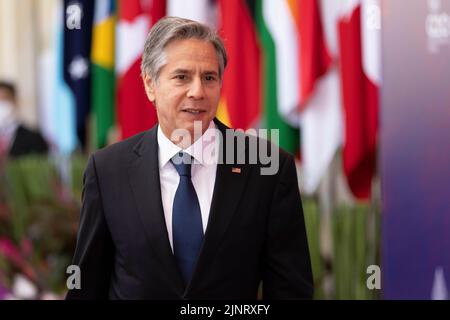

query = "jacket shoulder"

[91,130,151,167]
[10,125,48,157]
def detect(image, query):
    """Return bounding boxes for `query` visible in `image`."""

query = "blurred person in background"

[0,81,48,160]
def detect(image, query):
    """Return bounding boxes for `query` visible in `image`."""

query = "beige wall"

[0,0,20,87]
[0,0,57,128]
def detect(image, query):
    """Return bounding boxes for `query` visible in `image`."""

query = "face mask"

[0,101,17,130]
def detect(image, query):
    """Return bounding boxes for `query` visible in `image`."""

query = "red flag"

[116,0,165,139]
[297,0,332,108]
[298,0,344,194]
[338,3,379,200]
[217,0,261,129]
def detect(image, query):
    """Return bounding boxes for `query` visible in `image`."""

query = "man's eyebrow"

[170,68,192,75]
[169,69,219,76]
[203,70,219,76]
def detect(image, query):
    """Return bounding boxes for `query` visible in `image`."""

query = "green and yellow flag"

[91,0,116,148]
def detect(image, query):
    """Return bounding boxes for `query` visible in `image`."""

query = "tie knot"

[171,152,192,177]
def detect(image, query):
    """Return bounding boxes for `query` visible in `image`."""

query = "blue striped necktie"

[170,152,204,285]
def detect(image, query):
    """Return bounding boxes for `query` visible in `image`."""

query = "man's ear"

[142,74,156,103]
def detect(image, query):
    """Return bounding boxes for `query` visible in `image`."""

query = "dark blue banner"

[63,0,95,147]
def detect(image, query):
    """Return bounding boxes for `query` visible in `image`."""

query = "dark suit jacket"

[66,119,313,300]
[9,125,48,158]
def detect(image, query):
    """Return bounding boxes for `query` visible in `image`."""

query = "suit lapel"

[128,126,185,293]
[186,119,253,293]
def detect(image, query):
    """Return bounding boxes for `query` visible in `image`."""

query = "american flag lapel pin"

[231,167,241,174]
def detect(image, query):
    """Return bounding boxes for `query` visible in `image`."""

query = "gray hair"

[141,16,228,82]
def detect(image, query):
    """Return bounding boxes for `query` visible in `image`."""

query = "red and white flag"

[299,0,343,194]
[338,0,380,200]
[116,0,165,140]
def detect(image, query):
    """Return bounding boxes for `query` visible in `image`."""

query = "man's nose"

[187,77,205,99]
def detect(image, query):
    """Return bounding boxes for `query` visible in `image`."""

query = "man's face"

[143,38,221,145]
[0,88,15,105]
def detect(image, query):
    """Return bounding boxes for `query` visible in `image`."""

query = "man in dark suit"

[0,81,48,159]
[66,17,312,300]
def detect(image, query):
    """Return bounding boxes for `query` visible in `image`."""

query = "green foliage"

[303,199,381,300]
[303,198,326,299]
[0,154,87,296]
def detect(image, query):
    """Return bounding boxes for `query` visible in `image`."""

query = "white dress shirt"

[157,121,219,251]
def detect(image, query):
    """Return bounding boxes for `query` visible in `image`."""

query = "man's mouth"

[182,108,206,115]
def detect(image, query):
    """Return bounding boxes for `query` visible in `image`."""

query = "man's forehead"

[164,54,219,74]
[159,38,220,74]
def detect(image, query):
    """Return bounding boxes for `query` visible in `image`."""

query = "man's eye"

[205,75,216,81]
[175,75,187,80]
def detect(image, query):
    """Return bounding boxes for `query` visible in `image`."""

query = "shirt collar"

[157,120,218,169]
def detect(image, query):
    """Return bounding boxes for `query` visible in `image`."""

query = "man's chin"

[183,118,210,132]
[170,120,209,146]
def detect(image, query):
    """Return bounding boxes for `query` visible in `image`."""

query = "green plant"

[0,154,87,296]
